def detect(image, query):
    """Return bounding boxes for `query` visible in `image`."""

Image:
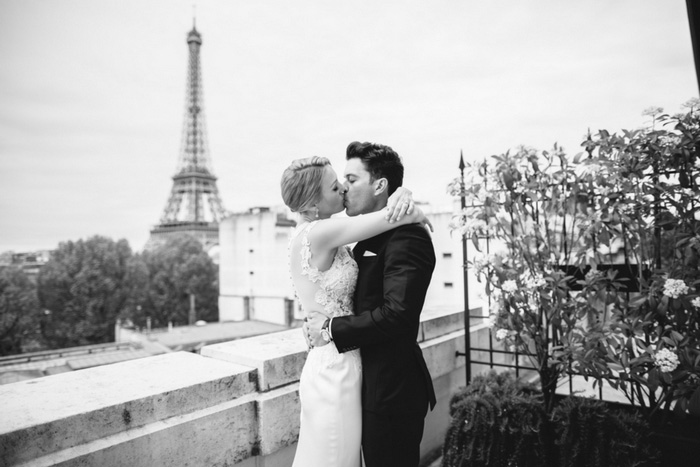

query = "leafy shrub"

[443,371,660,467]
[442,371,549,467]
[448,101,700,418]
[551,396,659,467]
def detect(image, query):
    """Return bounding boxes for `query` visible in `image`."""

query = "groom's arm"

[331,225,435,352]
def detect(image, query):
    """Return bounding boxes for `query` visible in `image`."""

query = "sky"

[0,0,697,252]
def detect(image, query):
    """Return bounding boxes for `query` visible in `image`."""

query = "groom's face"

[343,157,383,217]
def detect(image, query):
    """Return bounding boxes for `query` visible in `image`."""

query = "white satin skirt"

[292,343,363,467]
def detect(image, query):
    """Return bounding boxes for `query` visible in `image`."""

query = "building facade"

[218,207,297,325]
[218,204,485,326]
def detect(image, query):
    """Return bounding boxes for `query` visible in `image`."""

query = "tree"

[37,236,134,348]
[0,266,42,355]
[136,234,218,328]
[0,250,14,265]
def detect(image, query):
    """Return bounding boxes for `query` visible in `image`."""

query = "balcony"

[0,308,496,467]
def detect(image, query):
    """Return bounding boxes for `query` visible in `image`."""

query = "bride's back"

[288,221,358,319]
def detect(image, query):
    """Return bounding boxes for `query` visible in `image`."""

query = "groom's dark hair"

[346,141,404,195]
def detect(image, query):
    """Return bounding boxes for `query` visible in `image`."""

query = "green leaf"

[674,398,688,416]
[628,295,648,307]
[648,369,660,392]
[689,387,700,416]
[670,330,684,343]
[471,234,480,252]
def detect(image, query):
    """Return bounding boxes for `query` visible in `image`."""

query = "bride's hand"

[386,187,414,223]
[386,188,433,232]
[412,205,434,233]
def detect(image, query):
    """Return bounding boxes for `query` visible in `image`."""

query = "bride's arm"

[308,203,430,252]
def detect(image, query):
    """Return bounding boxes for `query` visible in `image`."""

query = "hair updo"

[280,156,331,213]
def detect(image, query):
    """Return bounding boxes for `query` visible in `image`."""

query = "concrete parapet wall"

[0,309,478,467]
[201,328,307,391]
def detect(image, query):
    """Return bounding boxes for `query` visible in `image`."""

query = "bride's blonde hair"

[280,156,331,213]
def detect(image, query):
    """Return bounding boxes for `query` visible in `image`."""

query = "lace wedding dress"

[289,221,363,467]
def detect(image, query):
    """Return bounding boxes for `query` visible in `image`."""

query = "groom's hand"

[306,311,330,348]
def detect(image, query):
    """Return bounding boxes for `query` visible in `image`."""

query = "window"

[444,282,454,288]
[442,252,452,258]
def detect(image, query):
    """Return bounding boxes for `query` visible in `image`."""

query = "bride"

[280,156,428,467]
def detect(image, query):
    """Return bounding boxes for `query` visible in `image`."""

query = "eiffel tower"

[148,23,227,250]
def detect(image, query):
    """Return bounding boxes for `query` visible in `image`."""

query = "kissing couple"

[280,141,436,467]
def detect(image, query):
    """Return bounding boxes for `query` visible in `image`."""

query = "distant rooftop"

[132,320,289,352]
[1,320,289,385]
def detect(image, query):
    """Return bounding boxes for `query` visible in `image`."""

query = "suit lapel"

[352,241,365,260]
[352,233,391,315]
[355,231,388,259]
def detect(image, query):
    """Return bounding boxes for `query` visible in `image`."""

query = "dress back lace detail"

[298,222,358,318]
[289,221,360,371]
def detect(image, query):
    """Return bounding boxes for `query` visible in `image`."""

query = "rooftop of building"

[0,320,288,386]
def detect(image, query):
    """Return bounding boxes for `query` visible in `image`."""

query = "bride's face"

[316,165,345,217]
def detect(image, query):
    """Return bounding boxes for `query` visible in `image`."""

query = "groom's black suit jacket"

[331,223,437,416]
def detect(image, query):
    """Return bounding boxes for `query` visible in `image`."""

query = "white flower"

[642,106,664,117]
[692,297,700,309]
[467,219,489,237]
[681,188,695,198]
[489,297,502,316]
[487,314,498,328]
[585,269,604,282]
[502,280,518,294]
[446,178,462,197]
[594,185,612,197]
[472,254,491,276]
[447,217,468,237]
[663,278,689,299]
[659,134,681,147]
[682,97,700,111]
[449,212,491,239]
[527,298,540,314]
[495,329,509,340]
[654,348,680,373]
[575,162,602,178]
[618,204,636,216]
[579,211,603,237]
[523,274,546,289]
[689,236,700,249]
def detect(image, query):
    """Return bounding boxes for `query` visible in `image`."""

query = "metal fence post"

[459,150,472,384]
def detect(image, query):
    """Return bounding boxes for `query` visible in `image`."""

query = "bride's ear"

[373,178,389,196]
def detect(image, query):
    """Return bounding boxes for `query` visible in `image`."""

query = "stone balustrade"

[0,309,492,467]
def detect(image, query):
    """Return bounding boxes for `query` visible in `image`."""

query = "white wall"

[218,205,488,326]
[424,210,485,316]
[218,208,296,324]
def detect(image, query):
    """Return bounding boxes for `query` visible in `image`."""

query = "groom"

[307,141,436,467]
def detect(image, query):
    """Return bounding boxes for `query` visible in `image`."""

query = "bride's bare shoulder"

[301,220,335,248]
